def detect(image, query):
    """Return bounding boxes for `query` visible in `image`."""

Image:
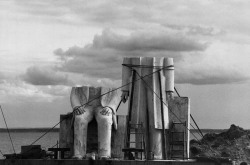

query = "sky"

[0,0,250,129]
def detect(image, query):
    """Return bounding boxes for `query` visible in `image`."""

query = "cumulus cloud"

[91,29,207,51]
[55,47,122,79]
[54,29,206,81]
[21,66,72,86]
[54,30,250,86]
[0,80,56,103]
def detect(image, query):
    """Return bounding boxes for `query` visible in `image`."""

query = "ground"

[190,124,250,165]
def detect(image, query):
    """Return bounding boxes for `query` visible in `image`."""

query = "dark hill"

[190,124,250,165]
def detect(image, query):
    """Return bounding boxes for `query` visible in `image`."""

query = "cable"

[122,64,174,69]
[174,87,181,97]
[190,123,204,139]
[190,114,204,138]
[132,69,201,141]
[116,99,123,112]
[0,105,16,154]
[124,65,220,160]
[174,87,204,138]
[27,64,170,147]
[173,87,221,159]
[20,65,170,156]
[138,71,221,160]
[49,141,59,149]
[30,120,61,146]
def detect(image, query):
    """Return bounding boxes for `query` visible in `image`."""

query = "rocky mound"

[190,124,250,165]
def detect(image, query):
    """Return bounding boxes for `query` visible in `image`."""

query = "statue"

[70,86,120,159]
[121,57,174,159]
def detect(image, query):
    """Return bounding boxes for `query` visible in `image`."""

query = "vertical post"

[145,106,152,160]
[128,69,136,122]
[157,71,167,160]
[126,69,136,148]
[0,106,16,155]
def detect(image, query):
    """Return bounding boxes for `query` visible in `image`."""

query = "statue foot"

[100,156,111,160]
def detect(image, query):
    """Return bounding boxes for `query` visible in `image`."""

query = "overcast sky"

[0,0,250,129]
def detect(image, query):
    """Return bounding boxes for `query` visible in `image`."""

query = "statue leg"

[95,106,113,159]
[73,106,94,159]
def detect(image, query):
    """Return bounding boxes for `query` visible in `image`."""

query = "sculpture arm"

[121,91,129,103]
[121,57,132,102]
[163,58,174,98]
[101,87,120,130]
[70,87,86,115]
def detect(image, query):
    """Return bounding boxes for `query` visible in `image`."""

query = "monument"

[121,57,174,159]
[70,86,120,159]
[59,57,190,160]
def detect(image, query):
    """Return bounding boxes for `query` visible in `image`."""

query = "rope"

[49,141,59,149]
[123,65,220,161]
[174,87,181,97]
[132,69,200,141]
[29,121,61,146]
[173,86,221,159]
[19,65,170,156]
[7,62,220,161]
[122,64,174,69]
[116,99,123,112]
[27,65,169,147]
[189,123,204,139]
[140,72,221,160]
[190,114,204,138]
[0,105,16,154]
[174,87,204,138]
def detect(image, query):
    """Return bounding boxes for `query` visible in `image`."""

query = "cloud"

[39,85,71,97]
[55,46,122,79]
[21,66,72,86]
[54,30,250,86]
[176,66,249,85]
[91,29,207,51]
[0,80,55,103]
[54,29,206,81]
[9,0,250,38]
[12,0,151,27]
[175,42,250,85]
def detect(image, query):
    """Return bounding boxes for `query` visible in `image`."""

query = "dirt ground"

[190,124,250,165]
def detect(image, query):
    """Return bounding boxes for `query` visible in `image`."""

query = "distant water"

[0,132,59,159]
[190,132,204,140]
[190,130,224,141]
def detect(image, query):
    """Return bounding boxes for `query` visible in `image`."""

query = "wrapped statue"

[70,86,120,159]
[121,57,174,159]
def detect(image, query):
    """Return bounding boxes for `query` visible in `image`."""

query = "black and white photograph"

[0,0,250,165]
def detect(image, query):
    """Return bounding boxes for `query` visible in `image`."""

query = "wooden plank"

[59,114,74,158]
[130,57,141,125]
[168,97,190,159]
[111,115,127,159]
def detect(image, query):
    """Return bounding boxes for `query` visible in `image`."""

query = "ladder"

[169,121,186,159]
[122,122,145,160]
